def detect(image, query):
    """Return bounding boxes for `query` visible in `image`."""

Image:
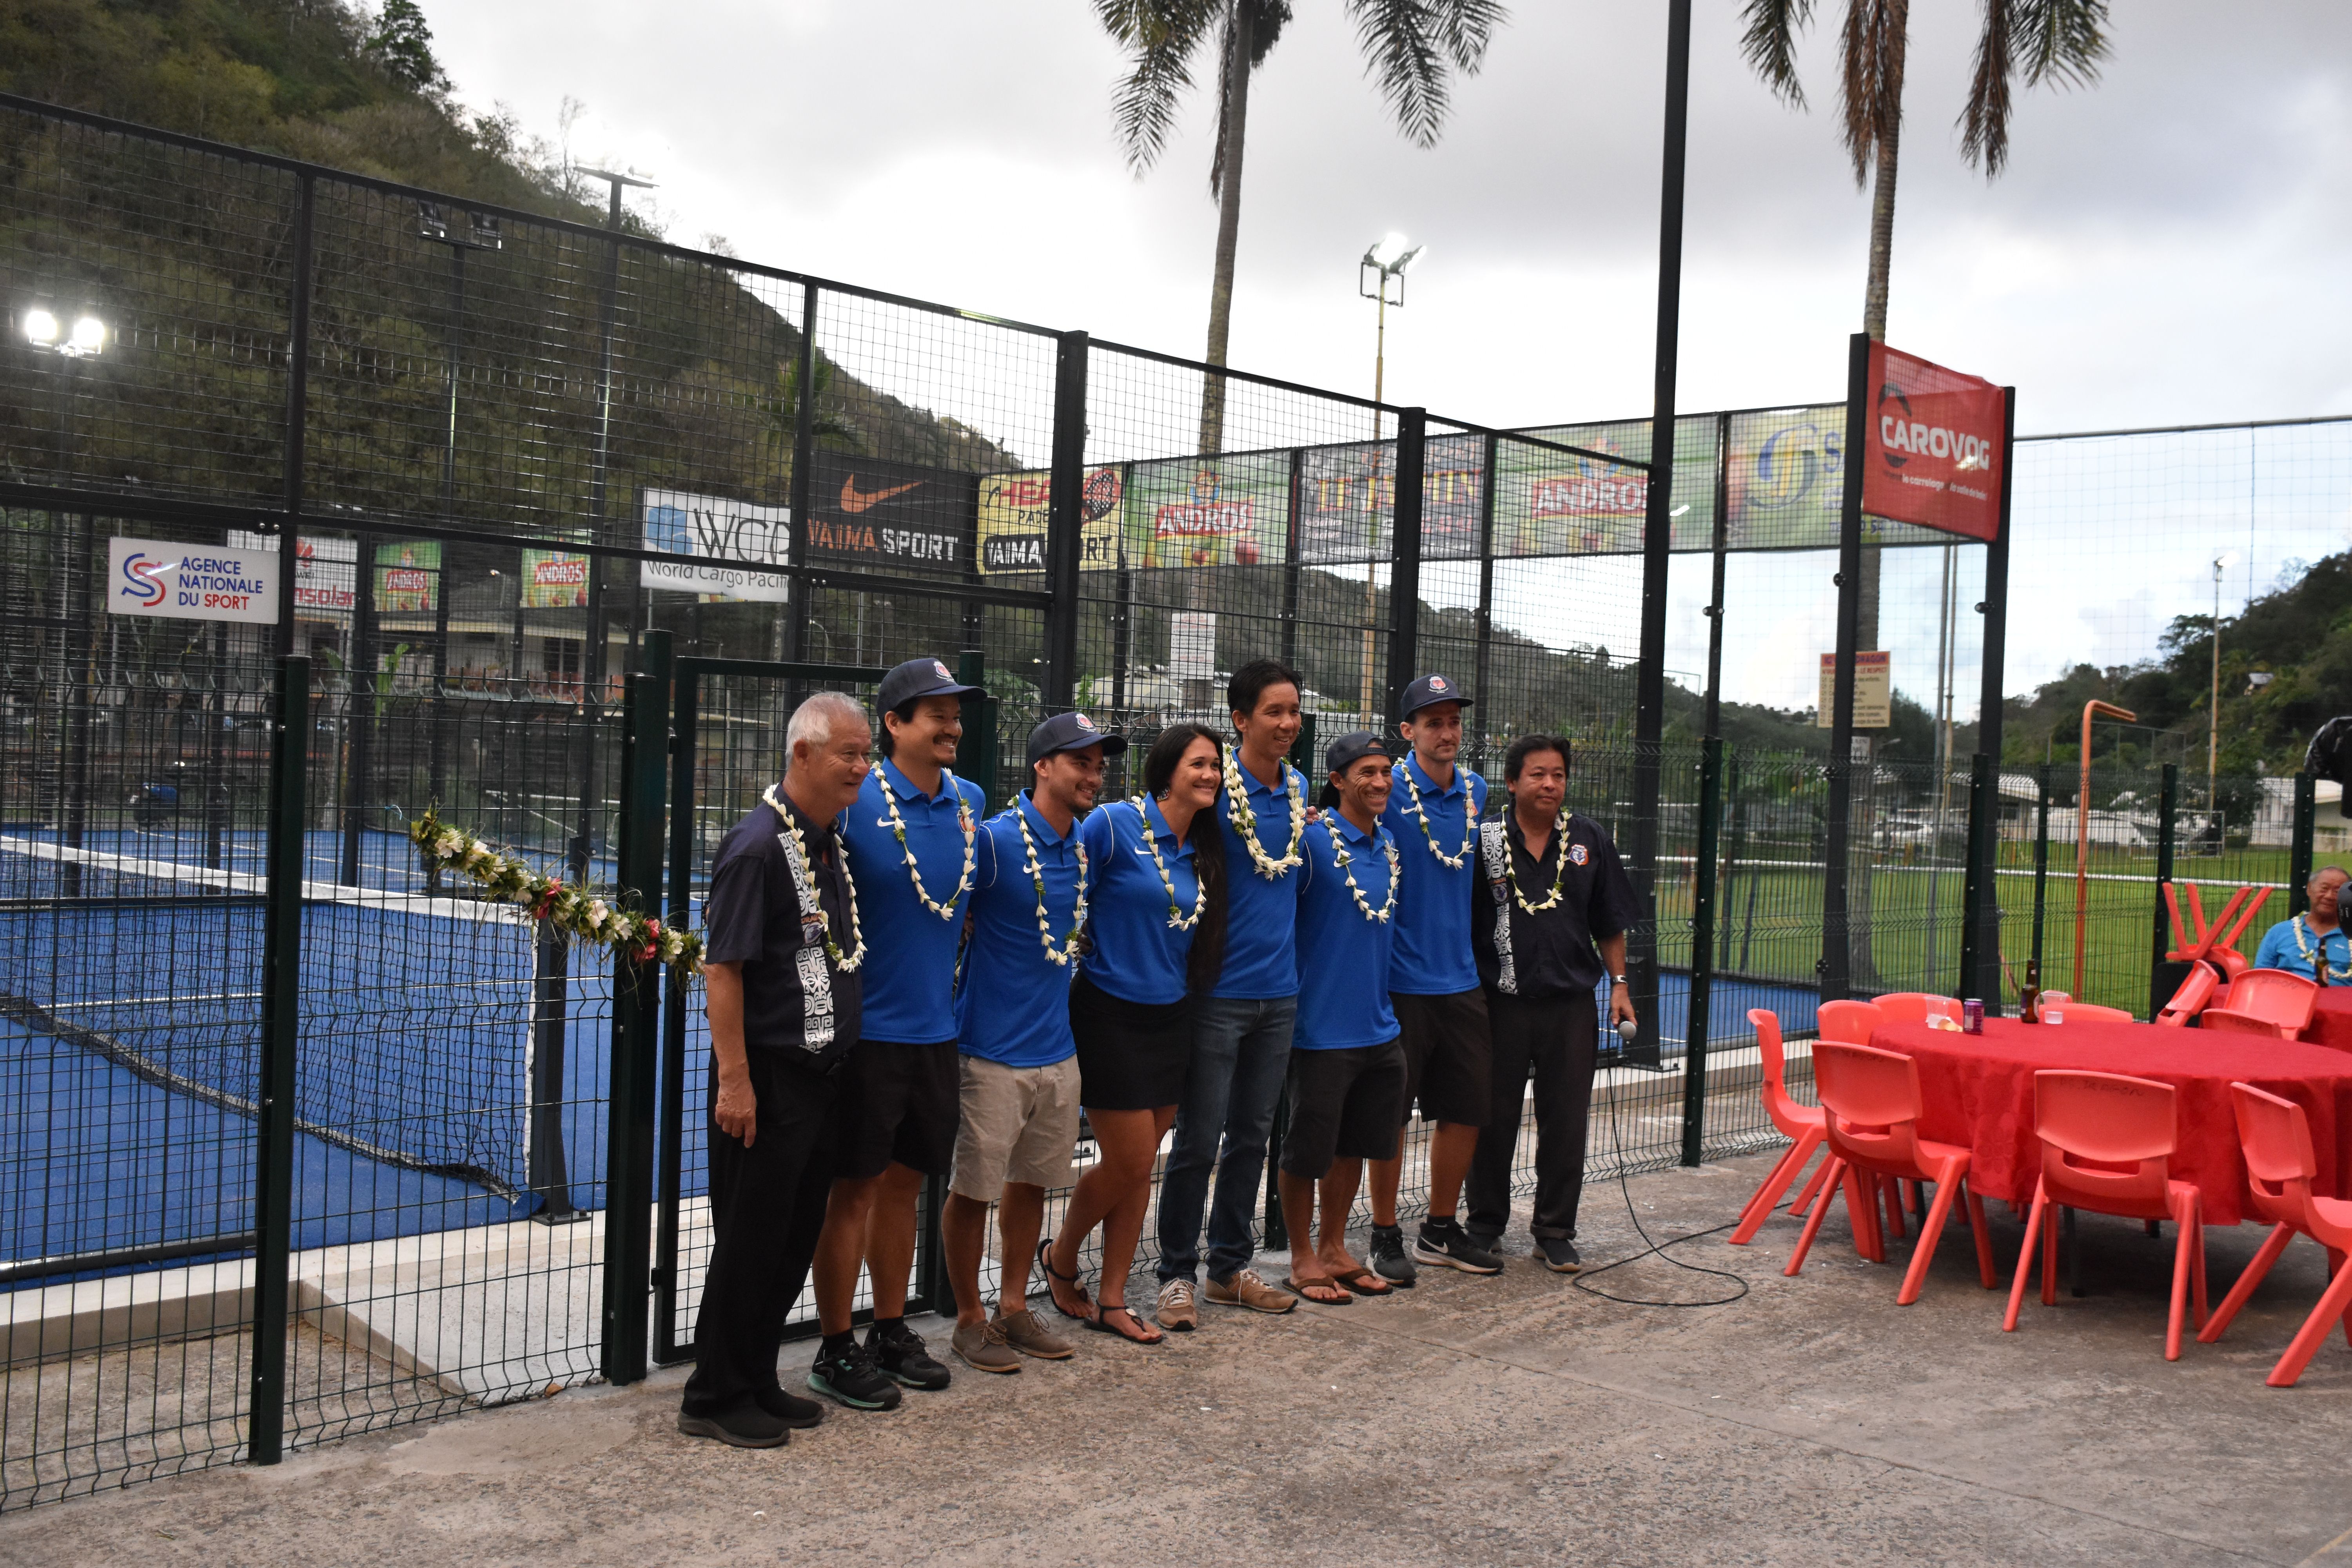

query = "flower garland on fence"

[409,809,702,982]
[1220,746,1305,879]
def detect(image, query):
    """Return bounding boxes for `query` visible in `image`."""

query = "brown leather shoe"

[1203,1267,1296,1314]
[951,1318,1022,1375]
[995,1307,1075,1360]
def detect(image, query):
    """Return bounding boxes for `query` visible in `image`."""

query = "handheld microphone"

[1616,1018,1638,1043]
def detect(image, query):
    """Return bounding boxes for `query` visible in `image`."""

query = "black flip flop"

[1038,1236,1091,1321]
[1329,1268,1393,1298]
[1086,1304,1162,1345]
[1284,1276,1352,1306]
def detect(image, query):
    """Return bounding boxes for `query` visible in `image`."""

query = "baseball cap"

[1399,673,1475,719]
[1027,711,1128,768]
[1323,730,1395,777]
[878,656,983,713]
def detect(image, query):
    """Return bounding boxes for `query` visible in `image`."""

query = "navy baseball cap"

[1027,711,1128,768]
[878,655,983,713]
[1324,730,1394,777]
[1399,673,1474,719]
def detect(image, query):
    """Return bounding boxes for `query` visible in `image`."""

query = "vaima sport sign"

[1859,343,2007,543]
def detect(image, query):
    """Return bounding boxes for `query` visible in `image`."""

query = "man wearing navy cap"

[1369,674,1503,1281]
[940,712,1125,1373]
[809,655,986,1408]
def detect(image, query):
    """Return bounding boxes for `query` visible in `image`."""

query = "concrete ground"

[6,1148,2352,1567]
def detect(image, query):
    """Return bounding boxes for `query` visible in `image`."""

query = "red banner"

[1860,343,2007,542]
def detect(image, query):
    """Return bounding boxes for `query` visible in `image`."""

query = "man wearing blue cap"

[809,655,985,1408]
[940,712,1125,1374]
[1370,674,1503,1281]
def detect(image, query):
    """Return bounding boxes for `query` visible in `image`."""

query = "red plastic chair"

[1873,993,1959,1026]
[2198,1083,2352,1386]
[1811,999,1899,1231]
[1786,1040,1998,1303]
[1817,998,1888,1044]
[2156,963,2220,1027]
[1729,1009,1827,1246]
[2045,1000,2134,1024]
[2202,1008,2292,1040]
[2229,969,2320,1034]
[2003,1071,2208,1359]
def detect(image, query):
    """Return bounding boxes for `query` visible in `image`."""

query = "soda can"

[1962,998,1985,1035]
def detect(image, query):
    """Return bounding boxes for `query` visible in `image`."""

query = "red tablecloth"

[2303,987,2352,1052]
[1867,1018,2352,1226]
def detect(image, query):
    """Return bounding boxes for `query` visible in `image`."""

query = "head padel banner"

[1861,344,2007,542]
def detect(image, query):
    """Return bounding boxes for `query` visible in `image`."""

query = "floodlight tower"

[1357,235,1421,716]
[2209,551,2236,824]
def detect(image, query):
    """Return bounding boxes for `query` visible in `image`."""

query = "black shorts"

[1280,1039,1406,1179]
[825,1038,960,1180]
[1392,989,1492,1128]
[1069,970,1195,1112]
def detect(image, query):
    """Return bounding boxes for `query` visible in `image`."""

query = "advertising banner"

[521,547,592,608]
[1127,452,1289,570]
[374,540,440,613]
[641,488,791,603]
[107,536,278,624]
[1296,434,1483,565]
[975,465,1125,576]
[806,452,976,577]
[1495,421,1653,557]
[1818,650,1891,728]
[228,530,355,612]
[1860,343,2006,542]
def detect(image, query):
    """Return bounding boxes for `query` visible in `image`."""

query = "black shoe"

[1369,1224,1418,1288]
[808,1339,904,1411]
[1465,1227,1504,1255]
[1533,1236,1582,1274]
[677,1398,789,1449]
[753,1384,826,1428]
[1413,1217,1503,1275]
[867,1319,952,1392]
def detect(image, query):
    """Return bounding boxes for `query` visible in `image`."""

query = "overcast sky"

[431,1,2352,713]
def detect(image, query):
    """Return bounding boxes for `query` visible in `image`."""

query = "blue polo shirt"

[2252,915,2352,982]
[955,792,1082,1068]
[1212,755,1309,1000]
[840,756,987,1044]
[1076,795,1200,1006]
[1294,812,1399,1051]
[1381,752,1489,996]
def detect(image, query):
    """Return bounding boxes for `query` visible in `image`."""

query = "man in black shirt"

[1466,734,1641,1272]
[678,690,876,1448]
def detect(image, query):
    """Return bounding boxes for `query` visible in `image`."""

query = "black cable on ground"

[1569,1056,1759,1308]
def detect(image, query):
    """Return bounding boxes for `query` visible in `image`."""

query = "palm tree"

[1094,0,1504,453]
[1738,0,2109,989]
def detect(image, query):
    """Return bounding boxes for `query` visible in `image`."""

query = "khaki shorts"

[949,1053,1083,1201]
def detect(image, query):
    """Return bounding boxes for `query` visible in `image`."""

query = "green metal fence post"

[1680,737,1722,1166]
[1958,753,1994,1008]
[2290,771,2317,917]
[601,657,668,1384]
[247,655,309,1465]
[2149,763,2178,1022]
[653,642,697,1363]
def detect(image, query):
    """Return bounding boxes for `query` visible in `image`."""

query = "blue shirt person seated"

[2251,866,2352,982]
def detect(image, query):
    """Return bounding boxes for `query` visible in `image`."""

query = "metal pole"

[1381,408,1428,720]
[2291,771,2317,918]
[341,528,376,887]
[1959,753,1993,1002]
[653,648,700,1365]
[428,245,463,846]
[1822,332,1871,1004]
[1629,0,1692,1058]
[1281,447,1304,674]
[1972,389,2015,1008]
[1681,735,1722,1166]
[785,281,819,670]
[247,654,309,1465]
[1472,432,1499,762]
[601,657,669,1385]
[276,173,315,656]
[2031,762,2051,978]
[1043,331,1089,710]
[2149,762,2178,1021]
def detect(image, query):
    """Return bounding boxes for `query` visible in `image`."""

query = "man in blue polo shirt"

[941,712,1125,1374]
[811,655,986,1406]
[1154,658,1309,1327]
[1370,673,1503,1281]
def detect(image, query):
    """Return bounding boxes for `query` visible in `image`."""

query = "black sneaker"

[1465,1227,1504,1256]
[677,1398,789,1449]
[1413,1217,1503,1275]
[1369,1224,1418,1288]
[868,1319,952,1392]
[753,1384,826,1428]
[808,1338,904,1411]
[1533,1236,1582,1273]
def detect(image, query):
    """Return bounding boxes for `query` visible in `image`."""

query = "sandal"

[1329,1267,1393,1298]
[1086,1304,1162,1345]
[1284,1276,1352,1306]
[1038,1236,1091,1321]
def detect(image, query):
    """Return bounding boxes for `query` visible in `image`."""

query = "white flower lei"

[1328,820,1399,924]
[1220,744,1305,879]
[1014,804,1090,966]
[1400,761,1477,869]
[763,784,866,971]
[1130,797,1205,931]
[879,764,978,919]
[1504,806,1576,913]
[2291,915,2351,982]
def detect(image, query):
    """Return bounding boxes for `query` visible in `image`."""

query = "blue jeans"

[1156,995,1297,1283]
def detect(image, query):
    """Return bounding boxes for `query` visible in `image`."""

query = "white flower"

[586,898,610,931]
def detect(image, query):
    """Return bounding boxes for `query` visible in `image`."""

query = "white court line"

[0,836,527,928]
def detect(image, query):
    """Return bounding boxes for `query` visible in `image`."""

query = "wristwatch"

[1610,974,1628,987]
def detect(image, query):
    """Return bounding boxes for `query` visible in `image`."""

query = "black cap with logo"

[1027,711,1128,768]
[1324,729,1395,778]
[1398,673,1475,720]
[878,656,984,714]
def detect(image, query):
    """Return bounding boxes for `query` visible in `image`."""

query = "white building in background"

[2253,775,2351,849]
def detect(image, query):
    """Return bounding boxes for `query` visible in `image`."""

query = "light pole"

[2210,551,2235,829]
[23,302,108,898]
[1357,235,1421,716]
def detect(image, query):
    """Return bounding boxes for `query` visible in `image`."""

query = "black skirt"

[1069,969,1196,1112]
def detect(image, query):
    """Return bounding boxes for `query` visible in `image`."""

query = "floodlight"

[469,213,503,250]
[68,315,106,356]
[417,201,448,241]
[22,307,58,347]
[2214,551,2238,573]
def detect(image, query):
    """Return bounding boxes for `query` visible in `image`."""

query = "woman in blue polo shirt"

[1041,722,1227,1345]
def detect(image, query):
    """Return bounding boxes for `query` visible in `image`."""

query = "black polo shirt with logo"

[701,788,863,1069]
[1471,809,1642,999]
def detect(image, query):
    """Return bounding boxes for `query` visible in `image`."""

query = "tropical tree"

[1093,0,1504,452]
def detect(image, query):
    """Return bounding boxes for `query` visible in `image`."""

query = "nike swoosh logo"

[840,477,920,513]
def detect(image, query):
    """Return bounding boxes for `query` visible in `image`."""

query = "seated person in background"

[2252,866,2352,982]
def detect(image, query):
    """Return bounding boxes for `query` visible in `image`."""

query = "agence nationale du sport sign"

[107,536,279,624]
